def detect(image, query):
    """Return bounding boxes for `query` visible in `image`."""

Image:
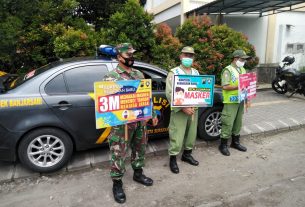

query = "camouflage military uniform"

[103,65,156,180]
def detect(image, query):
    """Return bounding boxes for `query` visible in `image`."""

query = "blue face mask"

[181,57,193,67]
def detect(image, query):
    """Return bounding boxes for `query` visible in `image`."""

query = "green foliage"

[151,23,181,70]
[0,16,23,72]
[54,27,96,58]
[75,0,127,30]
[211,24,259,71]
[0,0,98,73]
[98,0,155,62]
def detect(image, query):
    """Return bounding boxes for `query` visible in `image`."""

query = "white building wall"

[154,3,181,24]
[273,12,305,70]
[188,0,214,12]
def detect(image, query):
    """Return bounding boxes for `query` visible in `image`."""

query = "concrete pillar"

[265,14,277,63]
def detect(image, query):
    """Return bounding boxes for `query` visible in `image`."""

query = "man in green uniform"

[219,49,250,156]
[166,46,199,174]
[103,43,158,203]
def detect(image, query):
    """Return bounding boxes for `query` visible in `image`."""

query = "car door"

[133,65,171,137]
[41,63,112,149]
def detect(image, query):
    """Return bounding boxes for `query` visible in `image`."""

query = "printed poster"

[94,79,153,129]
[238,72,257,103]
[171,75,215,107]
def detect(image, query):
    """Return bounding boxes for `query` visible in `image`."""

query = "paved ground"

[1,127,305,207]
[0,87,305,183]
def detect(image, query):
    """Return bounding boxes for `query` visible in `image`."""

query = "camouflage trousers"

[108,121,148,180]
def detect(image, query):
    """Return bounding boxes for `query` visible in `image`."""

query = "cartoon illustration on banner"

[94,79,153,129]
[171,75,215,107]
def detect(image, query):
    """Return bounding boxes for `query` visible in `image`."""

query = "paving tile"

[273,119,291,132]
[246,124,265,136]
[259,122,278,136]
[279,118,302,130]
[0,161,15,182]
[67,151,91,171]
[241,126,252,137]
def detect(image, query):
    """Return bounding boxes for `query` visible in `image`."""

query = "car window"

[134,66,166,91]
[6,63,59,91]
[65,65,108,93]
[45,74,67,95]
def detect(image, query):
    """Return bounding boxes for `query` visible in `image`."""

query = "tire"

[272,79,287,94]
[18,128,73,173]
[198,106,222,141]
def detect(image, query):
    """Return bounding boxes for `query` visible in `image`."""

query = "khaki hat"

[233,50,250,59]
[181,46,195,54]
[116,43,136,54]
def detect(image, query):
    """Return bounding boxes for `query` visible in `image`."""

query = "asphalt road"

[1,126,305,207]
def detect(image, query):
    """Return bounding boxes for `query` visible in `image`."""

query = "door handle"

[52,101,72,108]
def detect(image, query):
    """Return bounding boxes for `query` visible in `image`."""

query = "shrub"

[151,23,181,70]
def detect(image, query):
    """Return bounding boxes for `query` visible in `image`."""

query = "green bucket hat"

[116,43,136,54]
[232,50,250,59]
[181,46,195,54]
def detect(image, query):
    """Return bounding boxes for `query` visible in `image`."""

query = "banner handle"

[125,124,128,141]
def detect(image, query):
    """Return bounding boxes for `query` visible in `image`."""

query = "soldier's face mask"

[119,52,134,67]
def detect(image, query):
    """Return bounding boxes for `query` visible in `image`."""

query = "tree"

[53,25,96,58]
[0,0,96,73]
[210,24,259,71]
[75,0,127,31]
[98,0,155,62]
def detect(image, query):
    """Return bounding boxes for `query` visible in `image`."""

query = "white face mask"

[236,60,245,68]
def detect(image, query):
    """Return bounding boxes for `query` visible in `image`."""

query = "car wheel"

[18,128,73,173]
[198,106,222,141]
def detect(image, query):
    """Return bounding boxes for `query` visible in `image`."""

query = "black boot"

[181,149,199,166]
[219,139,230,156]
[112,179,126,204]
[231,135,247,152]
[133,169,153,186]
[169,155,179,174]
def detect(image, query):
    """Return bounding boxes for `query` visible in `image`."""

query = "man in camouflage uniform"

[103,43,158,204]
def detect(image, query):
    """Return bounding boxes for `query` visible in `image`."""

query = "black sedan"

[0,57,223,173]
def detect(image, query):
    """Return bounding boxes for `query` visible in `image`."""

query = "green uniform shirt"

[221,65,243,86]
[103,65,145,81]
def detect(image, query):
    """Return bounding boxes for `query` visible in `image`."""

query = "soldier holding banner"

[219,49,250,156]
[165,46,200,174]
[102,43,158,204]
